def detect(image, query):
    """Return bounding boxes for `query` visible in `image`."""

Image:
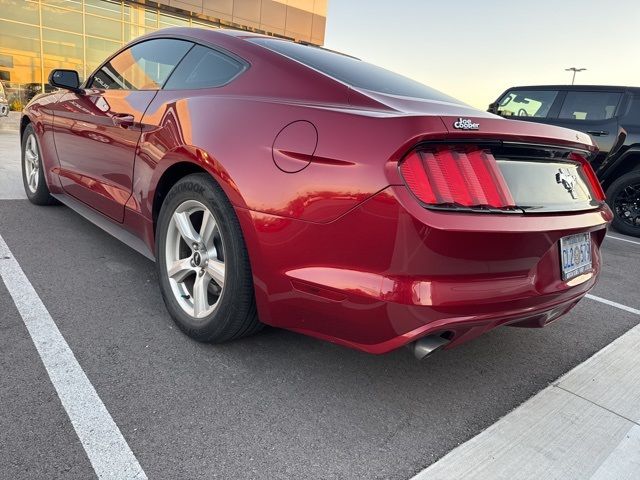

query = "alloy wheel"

[613,182,640,229]
[24,134,39,193]
[165,200,226,319]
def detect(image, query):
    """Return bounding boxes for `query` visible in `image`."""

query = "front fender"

[21,96,65,194]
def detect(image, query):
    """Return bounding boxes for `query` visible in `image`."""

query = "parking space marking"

[606,234,640,246]
[586,294,640,316]
[413,295,640,480]
[0,234,147,480]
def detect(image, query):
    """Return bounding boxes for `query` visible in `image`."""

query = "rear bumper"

[239,187,611,354]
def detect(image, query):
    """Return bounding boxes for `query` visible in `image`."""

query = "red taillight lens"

[400,146,515,208]
[568,152,606,201]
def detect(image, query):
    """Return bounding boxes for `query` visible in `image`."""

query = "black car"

[489,85,640,237]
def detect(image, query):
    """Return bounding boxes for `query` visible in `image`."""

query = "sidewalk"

[0,131,24,200]
[414,301,640,480]
[0,111,20,132]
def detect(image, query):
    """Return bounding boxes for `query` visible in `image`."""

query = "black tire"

[606,170,640,237]
[21,124,57,205]
[156,173,262,343]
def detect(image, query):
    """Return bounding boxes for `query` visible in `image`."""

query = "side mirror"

[488,102,498,114]
[48,69,81,93]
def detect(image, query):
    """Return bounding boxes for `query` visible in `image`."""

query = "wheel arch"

[20,114,32,141]
[150,146,246,235]
[602,147,640,190]
[152,160,207,234]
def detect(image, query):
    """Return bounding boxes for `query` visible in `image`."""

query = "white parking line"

[606,234,640,246]
[586,294,640,316]
[0,234,147,480]
[412,294,640,480]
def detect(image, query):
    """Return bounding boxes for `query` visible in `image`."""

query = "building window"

[0,0,325,107]
[0,0,222,105]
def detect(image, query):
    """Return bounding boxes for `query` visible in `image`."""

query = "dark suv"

[489,85,640,236]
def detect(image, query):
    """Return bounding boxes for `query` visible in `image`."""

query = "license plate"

[559,233,592,281]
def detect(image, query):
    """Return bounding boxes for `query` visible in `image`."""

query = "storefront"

[0,0,326,108]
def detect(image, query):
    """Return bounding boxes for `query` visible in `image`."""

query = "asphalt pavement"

[1,130,639,479]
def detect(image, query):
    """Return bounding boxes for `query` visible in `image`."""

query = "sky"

[324,0,640,109]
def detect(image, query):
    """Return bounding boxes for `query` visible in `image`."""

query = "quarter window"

[89,39,192,91]
[558,91,622,121]
[164,45,245,90]
[497,90,559,118]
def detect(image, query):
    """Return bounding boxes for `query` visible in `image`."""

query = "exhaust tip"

[412,335,451,360]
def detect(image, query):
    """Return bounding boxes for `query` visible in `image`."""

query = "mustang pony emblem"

[556,168,578,199]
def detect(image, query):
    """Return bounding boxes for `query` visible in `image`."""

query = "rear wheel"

[21,124,56,205]
[606,171,640,237]
[156,173,262,342]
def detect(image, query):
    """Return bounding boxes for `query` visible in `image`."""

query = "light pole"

[565,67,587,85]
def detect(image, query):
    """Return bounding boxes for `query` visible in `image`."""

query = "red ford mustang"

[21,28,611,358]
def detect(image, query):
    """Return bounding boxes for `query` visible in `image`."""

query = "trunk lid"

[439,115,596,152]
[398,115,604,214]
[440,115,602,214]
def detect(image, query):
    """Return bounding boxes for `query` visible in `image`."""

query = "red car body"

[22,28,611,354]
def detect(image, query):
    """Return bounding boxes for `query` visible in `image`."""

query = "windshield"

[497,89,559,118]
[250,38,464,105]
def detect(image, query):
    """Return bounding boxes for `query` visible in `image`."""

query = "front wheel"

[606,170,640,237]
[156,173,262,342]
[21,124,56,205]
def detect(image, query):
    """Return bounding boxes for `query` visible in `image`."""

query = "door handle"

[112,113,135,128]
[586,130,609,136]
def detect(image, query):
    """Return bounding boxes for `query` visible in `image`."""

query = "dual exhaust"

[410,335,451,360]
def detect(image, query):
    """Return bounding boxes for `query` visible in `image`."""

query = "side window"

[497,90,559,118]
[163,45,246,90]
[89,39,192,91]
[558,91,622,121]
[623,95,640,126]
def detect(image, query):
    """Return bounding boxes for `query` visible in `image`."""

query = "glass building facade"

[0,0,327,108]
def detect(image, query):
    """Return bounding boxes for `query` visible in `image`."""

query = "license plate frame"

[559,233,592,281]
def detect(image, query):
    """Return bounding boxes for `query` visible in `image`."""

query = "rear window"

[497,90,559,118]
[250,38,463,104]
[558,91,622,121]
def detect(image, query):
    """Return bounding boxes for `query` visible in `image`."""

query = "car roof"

[142,26,271,44]
[143,27,360,61]
[506,84,640,92]
[216,29,271,39]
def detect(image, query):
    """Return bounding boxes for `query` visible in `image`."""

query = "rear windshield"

[250,38,463,105]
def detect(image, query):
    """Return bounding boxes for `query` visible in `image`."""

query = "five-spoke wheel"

[156,173,261,342]
[24,134,40,193]
[165,200,226,318]
[21,124,56,205]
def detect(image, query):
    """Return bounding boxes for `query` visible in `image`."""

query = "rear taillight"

[568,152,606,201]
[399,146,515,209]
